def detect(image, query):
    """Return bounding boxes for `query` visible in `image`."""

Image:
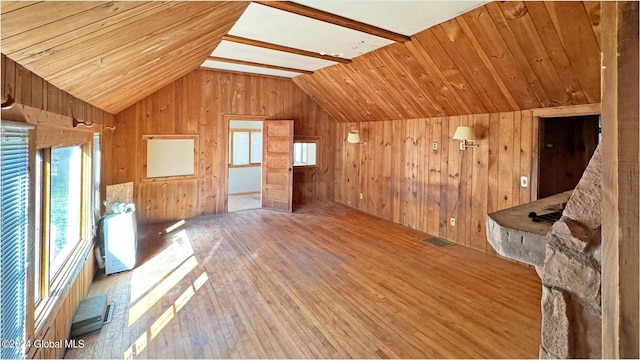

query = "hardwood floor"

[65,202,541,359]
[227,193,261,213]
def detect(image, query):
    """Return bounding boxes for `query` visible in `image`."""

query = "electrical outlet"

[359,193,364,200]
[520,176,528,188]
[432,142,438,151]
[450,218,456,226]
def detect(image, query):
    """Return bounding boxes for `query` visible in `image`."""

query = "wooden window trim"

[34,142,93,333]
[229,129,262,168]
[229,164,262,169]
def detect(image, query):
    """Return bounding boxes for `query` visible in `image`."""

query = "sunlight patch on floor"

[129,229,194,304]
[174,284,195,313]
[123,271,210,359]
[194,272,209,290]
[150,307,175,340]
[127,256,198,326]
[165,219,186,234]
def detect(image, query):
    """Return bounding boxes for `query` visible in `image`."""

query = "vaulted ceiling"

[1,1,249,113]
[1,1,601,121]
[201,1,486,77]
[293,1,602,122]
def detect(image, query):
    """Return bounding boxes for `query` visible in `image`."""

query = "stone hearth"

[487,145,602,359]
[487,190,572,267]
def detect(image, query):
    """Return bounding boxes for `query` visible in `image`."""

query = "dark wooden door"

[538,115,600,198]
[261,120,294,212]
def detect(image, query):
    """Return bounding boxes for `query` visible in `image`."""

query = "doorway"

[537,114,600,198]
[227,120,263,212]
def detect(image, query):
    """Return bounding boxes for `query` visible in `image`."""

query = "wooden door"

[262,120,294,212]
[538,115,600,198]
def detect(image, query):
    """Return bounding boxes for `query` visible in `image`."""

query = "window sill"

[229,163,261,168]
[141,174,197,183]
[293,165,319,171]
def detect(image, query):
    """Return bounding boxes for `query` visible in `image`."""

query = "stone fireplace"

[487,145,602,358]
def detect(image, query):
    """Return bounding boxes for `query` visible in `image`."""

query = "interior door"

[538,115,600,198]
[262,120,294,212]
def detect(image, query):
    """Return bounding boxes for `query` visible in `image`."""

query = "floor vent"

[71,294,107,338]
[103,302,114,324]
[423,237,453,248]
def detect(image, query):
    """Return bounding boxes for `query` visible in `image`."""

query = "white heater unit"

[103,211,137,275]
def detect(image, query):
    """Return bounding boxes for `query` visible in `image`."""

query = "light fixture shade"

[453,126,476,141]
[347,130,361,144]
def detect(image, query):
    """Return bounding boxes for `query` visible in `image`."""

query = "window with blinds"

[1,121,31,359]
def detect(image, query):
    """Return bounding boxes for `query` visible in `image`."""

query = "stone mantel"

[486,190,572,267]
[486,145,602,359]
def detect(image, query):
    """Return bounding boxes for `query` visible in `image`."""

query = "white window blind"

[92,133,101,225]
[1,121,31,359]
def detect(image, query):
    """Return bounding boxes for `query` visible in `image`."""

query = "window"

[49,146,83,277]
[293,136,321,168]
[229,129,261,167]
[250,131,262,164]
[293,143,317,166]
[35,140,93,324]
[1,121,31,359]
[232,131,250,165]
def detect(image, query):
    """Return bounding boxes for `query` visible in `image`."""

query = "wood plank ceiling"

[201,1,486,78]
[1,1,601,121]
[293,1,602,122]
[0,1,249,114]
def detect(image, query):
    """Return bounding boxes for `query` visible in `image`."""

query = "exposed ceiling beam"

[206,56,313,75]
[255,1,411,43]
[222,34,351,64]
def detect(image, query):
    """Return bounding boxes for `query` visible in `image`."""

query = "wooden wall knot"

[504,4,528,20]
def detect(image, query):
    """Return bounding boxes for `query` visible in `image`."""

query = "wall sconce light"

[347,130,361,144]
[453,126,478,150]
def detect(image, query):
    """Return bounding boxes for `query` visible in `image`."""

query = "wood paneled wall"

[105,69,335,224]
[1,55,103,359]
[29,252,94,359]
[335,109,563,253]
[1,54,114,125]
[295,1,601,123]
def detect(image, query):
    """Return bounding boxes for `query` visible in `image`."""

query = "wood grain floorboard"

[65,202,541,359]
